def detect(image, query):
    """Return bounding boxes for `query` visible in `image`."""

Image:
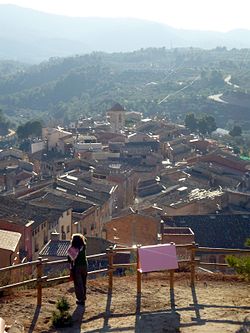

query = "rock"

[7,321,24,333]
[0,318,6,333]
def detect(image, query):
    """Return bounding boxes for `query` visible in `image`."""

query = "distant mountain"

[1,4,250,63]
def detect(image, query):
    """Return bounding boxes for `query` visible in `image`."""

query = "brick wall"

[105,213,159,246]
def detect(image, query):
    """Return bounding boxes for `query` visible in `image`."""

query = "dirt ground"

[0,272,249,333]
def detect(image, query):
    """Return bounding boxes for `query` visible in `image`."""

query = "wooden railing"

[0,243,249,306]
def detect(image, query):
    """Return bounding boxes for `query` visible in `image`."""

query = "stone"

[8,321,24,333]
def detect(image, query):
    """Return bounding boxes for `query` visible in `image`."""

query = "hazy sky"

[0,0,250,32]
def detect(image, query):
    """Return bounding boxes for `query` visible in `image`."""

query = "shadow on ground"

[81,283,249,333]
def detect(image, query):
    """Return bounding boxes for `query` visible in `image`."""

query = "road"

[158,75,200,104]
[208,74,239,103]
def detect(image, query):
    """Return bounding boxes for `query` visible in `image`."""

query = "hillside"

[0,273,249,332]
[1,47,250,129]
[2,5,250,63]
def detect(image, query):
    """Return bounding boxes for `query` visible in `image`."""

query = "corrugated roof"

[39,240,70,257]
[0,229,21,252]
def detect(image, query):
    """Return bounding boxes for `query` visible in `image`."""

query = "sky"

[0,0,250,32]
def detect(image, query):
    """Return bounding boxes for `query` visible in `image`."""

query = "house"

[163,214,250,265]
[165,143,193,163]
[42,127,73,154]
[127,132,158,143]
[0,196,70,261]
[95,131,126,145]
[0,148,28,161]
[24,187,99,238]
[40,154,68,177]
[73,135,102,157]
[137,178,163,197]
[104,211,160,246]
[92,161,138,212]
[225,189,250,212]
[0,149,34,192]
[122,141,160,158]
[53,172,117,236]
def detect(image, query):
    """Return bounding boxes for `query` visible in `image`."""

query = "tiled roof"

[56,178,110,205]
[125,141,160,149]
[0,229,21,252]
[29,190,93,213]
[108,103,126,112]
[39,240,70,257]
[0,197,64,229]
[163,214,250,249]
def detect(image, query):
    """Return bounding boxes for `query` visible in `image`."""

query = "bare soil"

[0,272,249,333]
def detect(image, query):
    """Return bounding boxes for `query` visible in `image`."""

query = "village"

[0,102,249,269]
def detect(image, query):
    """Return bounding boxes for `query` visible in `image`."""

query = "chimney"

[50,231,60,241]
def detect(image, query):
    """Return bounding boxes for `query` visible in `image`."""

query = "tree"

[16,120,42,140]
[209,70,224,86]
[185,113,197,132]
[185,113,217,135]
[229,125,242,137]
[30,120,42,137]
[197,117,208,135]
[232,146,241,155]
[204,115,217,134]
[0,109,10,136]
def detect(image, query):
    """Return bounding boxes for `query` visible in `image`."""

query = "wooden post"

[169,269,174,289]
[136,246,141,294]
[160,220,164,244]
[169,242,175,289]
[107,247,114,291]
[36,257,43,306]
[190,242,197,286]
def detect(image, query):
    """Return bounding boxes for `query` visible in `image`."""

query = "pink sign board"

[138,243,178,273]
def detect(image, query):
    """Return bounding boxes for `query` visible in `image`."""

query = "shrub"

[226,239,250,281]
[226,255,250,281]
[51,297,73,328]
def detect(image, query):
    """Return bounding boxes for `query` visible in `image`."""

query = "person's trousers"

[72,265,87,302]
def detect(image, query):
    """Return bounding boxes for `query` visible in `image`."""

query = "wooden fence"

[0,243,249,306]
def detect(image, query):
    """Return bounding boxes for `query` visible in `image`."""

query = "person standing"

[68,233,88,306]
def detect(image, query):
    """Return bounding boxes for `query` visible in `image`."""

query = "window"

[67,225,70,233]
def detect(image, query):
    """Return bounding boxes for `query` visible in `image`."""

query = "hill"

[1,47,250,129]
[0,273,249,332]
[1,5,250,63]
